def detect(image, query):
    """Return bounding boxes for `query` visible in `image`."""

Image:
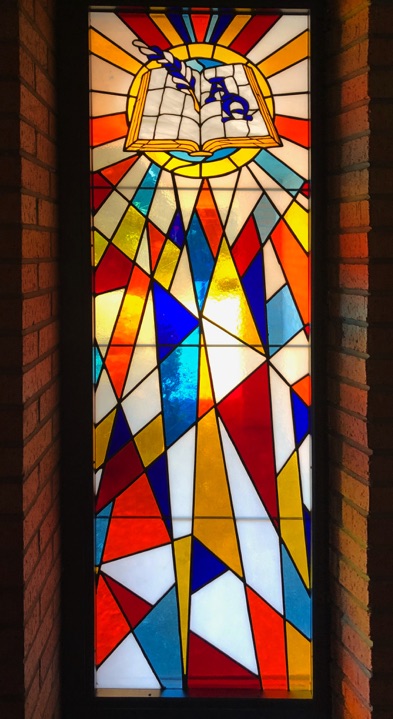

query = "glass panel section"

[89,6,312,698]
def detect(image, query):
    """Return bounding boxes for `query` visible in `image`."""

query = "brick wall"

[328,1,393,718]
[0,1,60,718]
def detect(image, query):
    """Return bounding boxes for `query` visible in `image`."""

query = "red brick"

[342,675,372,719]
[38,261,57,289]
[24,602,40,655]
[22,229,51,259]
[23,332,38,365]
[23,419,52,474]
[23,541,53,615]
[39,615,60,683]
[22,263,38,293]
[19,14,48,69]
[330,105,370,141]
[21,194,37,226]
[21,158,50,196]
[38,440,59,487]
[37,198,56,228]
[39,556,60,620]
[331,467,369,513]
[331,524,368,573]
[19,45,35,87]
[35,66,55,106]
[24,608,54,689]
[329,292,368,322]
[20,86,49,133]
[339,263,369,290]
[36,133,56,167]
[38,321,58,354]
[341,6,369,46]
[22,356,52,401]
[23,467,40,513]
[23,532,40,585]
[39,382,59,420]
[22,293,51,329]
[331,579,370,636]
[330,232,369,259]
[23,400,39,438]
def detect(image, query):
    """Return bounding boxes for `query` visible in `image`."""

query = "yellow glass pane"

[188,43,213,59]
[154,240,181,289]
[201,158,238,178]
[95,289,124,345]
[151,14,183,46]
[258,30,309,79]
[284,202,309,251]
[93,230,108,266]
[174,536,192,673]
[194,410,242,575]
[286,622,312,691]
[94,409,116,469]
[89,28,142,75]
[176,164,202,178]
[213,45,247,65]
[134,415,165,467]
[198,344,214,417]
[277,453,309,587]
[112,205,145,259]
[231,148,260,168]
[193,518,242,577]
[216,15,251,46]
[164,157,193,173]
[204,239,263,349]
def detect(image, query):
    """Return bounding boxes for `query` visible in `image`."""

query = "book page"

[139,67,200,146]
[200,64,270,147]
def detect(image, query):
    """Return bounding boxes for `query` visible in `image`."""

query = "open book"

[125,54,281,157]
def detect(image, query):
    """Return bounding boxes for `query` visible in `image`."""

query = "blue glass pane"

[182,14,196,42]
[209,14,233,43]
[291,391,310,445]
[95,506,112,564]
[94,346,103,385]
[267,285,303,354]
[255,151,304,193]
[167,12,191,43]
[107,407,132,459]
[161,329,199,446]
[282,545,311,639]
[168,211,185,248]
[191,538,227,593]
[253,194,279,243]
[153,283,199,361]
[135,587,183,688]
[186,214,214,309]
[242,253,268,347]
[147,454,172,532]
[132,164,160,215]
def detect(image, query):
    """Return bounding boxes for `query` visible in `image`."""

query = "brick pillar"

[0,1,61,718]
[328,1,393,717]
[367,3,393,717]
[327,1,372,717]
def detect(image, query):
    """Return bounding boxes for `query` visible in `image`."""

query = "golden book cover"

[125,43,281,157]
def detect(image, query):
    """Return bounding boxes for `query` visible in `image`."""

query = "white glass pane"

[102,544,175,604]
[190,571,258,673]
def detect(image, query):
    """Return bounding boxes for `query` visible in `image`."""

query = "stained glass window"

[90,6,312,698]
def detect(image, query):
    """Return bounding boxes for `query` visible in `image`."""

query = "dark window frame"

[58,2,329,718]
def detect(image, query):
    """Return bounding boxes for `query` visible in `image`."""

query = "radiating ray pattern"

[90,7,312,696]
